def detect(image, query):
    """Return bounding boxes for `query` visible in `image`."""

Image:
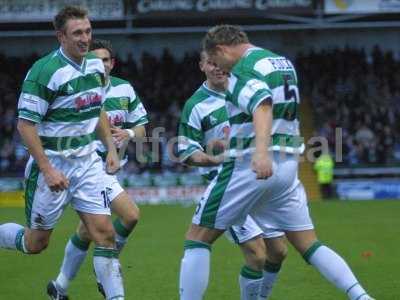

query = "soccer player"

[47,39,148,299]
[179,25,374,300]
[178,51,287,300]
[0,6,125,300]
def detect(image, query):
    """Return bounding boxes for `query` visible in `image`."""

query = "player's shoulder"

[25,49,66,85]
[233,47,293,81]
[179,87,208,121]
[238,48,284,71]
[109,76,138,98]
[110,75,131,87]
[249,47,282,60]
[184,86,210,109]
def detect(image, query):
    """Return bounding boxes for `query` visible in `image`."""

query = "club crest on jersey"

[119,98,129,110]
[75,91,102,111]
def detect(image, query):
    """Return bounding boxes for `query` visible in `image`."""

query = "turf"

[0,200,398,299]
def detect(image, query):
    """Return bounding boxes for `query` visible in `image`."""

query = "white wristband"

[125,129,135,139]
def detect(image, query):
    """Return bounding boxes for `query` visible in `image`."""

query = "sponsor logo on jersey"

[75,91,102,111]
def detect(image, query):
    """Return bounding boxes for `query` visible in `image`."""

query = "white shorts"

[192,152,314,233]
[225,215,284,244]
[24,152,111,230]
[102,173,124,203]
[250,181,314,233]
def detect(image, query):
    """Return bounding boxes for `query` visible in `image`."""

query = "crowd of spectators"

[0,46,399,176]
[296,46,400,166]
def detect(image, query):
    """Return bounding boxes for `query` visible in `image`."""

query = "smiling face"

[57,17,92,63]
[200,51,228,90]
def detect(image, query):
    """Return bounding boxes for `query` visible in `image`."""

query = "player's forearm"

[96,110,117,153]
[17,119,51,172]
[253,101,273,154]
[186,151,223,167]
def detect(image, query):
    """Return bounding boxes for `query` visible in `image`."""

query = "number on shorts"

[101,190,110,208]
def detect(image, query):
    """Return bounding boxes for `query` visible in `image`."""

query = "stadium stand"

[1,46,399,177]
[296,46,400,166]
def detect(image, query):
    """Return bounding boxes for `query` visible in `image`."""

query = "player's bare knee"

[270,246,287,263]
[92,225,115,247]
[248,254,267,271]
[185,224,222,244]
[244,246,267,270]
[121,206,140,229]
[265,237,288,264]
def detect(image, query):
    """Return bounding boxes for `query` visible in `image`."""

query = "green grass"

[0,200,398,299]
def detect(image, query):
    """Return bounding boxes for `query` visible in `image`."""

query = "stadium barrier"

[335,179,400,200]
[0,176,206,207]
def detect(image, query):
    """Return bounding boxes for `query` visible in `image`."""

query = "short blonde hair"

[202,25,249,53]
[53,6,88,31]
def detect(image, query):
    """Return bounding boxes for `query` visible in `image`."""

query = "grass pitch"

[0,200,398,299]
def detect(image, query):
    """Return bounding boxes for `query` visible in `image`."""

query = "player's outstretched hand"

[251,151,273,179]
[106,149,120,175]
[42,165,69,192]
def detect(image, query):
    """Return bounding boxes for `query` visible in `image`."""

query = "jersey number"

[283,74,298,102]
[282,74,298,120]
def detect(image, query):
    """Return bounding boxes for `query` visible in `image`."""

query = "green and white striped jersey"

[178,82,230,179]
[96,76,148,163]
[18,47,106,157]
[226,47,304,154]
